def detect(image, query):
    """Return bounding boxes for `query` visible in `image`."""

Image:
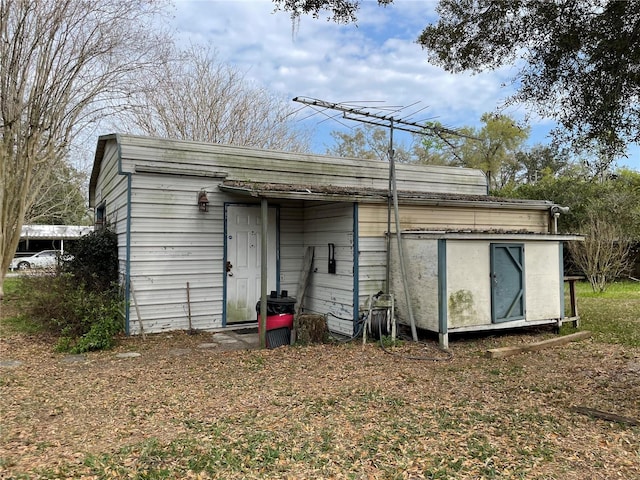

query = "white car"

[10,250,66,270]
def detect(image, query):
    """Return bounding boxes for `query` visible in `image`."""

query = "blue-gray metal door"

[490,244,525,323]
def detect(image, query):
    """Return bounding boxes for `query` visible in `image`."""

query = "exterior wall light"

[198,191,209,212]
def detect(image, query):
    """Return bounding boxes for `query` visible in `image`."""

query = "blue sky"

[170,0,639,171]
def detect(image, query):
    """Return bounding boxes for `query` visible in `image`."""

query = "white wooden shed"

[89,134,577,341]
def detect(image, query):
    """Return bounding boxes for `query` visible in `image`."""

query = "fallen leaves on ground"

[0,329,638,479]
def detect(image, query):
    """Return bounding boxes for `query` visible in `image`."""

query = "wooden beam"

[486,331,592,359]
[295,246,315,317]
[570,406,640,426]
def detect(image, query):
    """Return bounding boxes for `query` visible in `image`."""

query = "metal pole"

[385,126,393,293]
[259,197,268,349]
[388,120,418,342]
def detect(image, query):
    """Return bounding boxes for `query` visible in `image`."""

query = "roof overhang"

[395,230,584,241]
[219,181,555,210]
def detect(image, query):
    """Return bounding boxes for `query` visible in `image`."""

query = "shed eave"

[219,183,555,210]
[397,231,584,241]
[218,184,387,203]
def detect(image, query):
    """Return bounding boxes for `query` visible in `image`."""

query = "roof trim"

[89,134,117,208]
[135,165,229,178]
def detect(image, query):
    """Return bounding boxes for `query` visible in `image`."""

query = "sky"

[168,0,640,171]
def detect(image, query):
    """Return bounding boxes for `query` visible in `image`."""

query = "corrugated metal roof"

[20,225,93,239]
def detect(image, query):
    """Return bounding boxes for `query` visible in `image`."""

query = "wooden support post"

[564,276,584,328]
[259,197,268,349]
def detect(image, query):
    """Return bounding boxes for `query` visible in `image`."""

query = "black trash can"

[256,294,296,348]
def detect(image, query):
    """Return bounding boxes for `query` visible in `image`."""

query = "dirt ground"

[1,328,639,479]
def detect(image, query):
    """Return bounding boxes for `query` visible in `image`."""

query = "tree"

[457,113,529,190]
[326,125,411,162]
[26,162,90,225]
[568,211,632,292]
[498,169,640,290]
[119,45,311,152]
[416,113,529,190]
[274,0,640,161]
[513,145,570,184]
[0,0,171,299]
[273,0,393,23]
[418,0,640,160]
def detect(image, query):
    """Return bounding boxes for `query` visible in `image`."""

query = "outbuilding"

[89,134,579,344]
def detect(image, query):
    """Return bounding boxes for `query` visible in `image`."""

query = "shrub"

[64,228,119,291]
[17,227,123,352]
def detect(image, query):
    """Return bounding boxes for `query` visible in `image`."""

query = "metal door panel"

[491,244,525,323]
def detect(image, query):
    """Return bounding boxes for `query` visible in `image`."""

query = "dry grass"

[1,325,639,479]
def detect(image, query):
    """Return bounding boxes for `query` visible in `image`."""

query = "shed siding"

[445,240,562,326]
[113,135,487,195]
[278,201,306,297]
[446,241,492,328]
[390,236,565,333]
[389,237,440,332]
[523,242,562,320]
[303,202,355,335]
[127,172,225,334]
[93,142,129,286]
[358,204,549,236]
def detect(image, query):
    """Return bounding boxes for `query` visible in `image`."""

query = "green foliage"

[326,124,412,163]
[454,113,530,190]
[16,275,124,352]
[418,1,640,158]
[500,170,640,289]
[14,227,123,352]
[561,281,640,347]
[273,0,392,23]
[65,228,119,291]
[497,169,640,240]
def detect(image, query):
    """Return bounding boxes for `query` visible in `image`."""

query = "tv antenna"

[293,97,474,343]
[293,96,472,142]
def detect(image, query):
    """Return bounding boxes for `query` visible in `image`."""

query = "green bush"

[16,227,124,352]
[64,228,119,291]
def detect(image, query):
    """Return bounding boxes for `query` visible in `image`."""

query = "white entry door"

[225,205,277,323]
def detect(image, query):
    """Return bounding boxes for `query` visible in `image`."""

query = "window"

[95,202,106,230]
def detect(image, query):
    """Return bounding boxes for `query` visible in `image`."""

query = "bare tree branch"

[118,44,311,153]
[0,0,172,298]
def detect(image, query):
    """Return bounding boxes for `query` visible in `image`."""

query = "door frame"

[490,243,526,323]
[223,202,280,326]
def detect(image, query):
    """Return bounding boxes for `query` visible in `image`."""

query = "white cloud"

[168,0,638,169]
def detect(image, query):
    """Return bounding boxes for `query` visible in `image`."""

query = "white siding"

[94,135,569,336]
[524,243,562,320]
[303,202,355,336]
[389,237,440,332]
[279,202,305,297]
[127,172,225,333]
[93,142,129,304]
[357,236,388,312]
[109,134,487,195]
[446,241,491,329]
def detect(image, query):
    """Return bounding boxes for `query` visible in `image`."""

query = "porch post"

[259,197,268,349]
